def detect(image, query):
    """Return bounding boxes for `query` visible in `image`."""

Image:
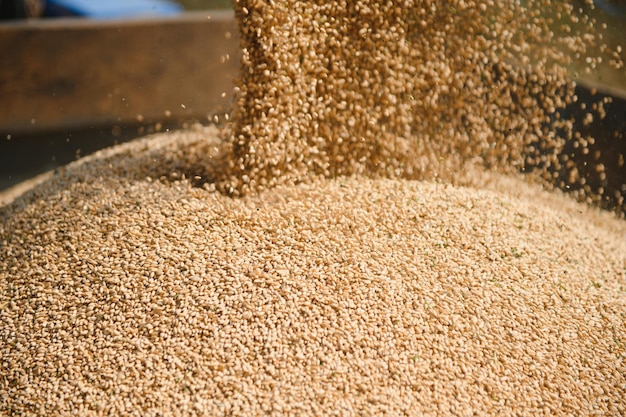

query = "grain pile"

[2,0,626,415]
[2,128,626,416]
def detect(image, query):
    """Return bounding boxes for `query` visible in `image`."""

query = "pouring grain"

[219,0,624,213]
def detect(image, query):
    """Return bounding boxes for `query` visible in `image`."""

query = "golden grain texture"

[220,0,575,194]
[1,128,625,416]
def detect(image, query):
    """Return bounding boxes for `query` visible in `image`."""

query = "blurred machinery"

[0,0,182,20]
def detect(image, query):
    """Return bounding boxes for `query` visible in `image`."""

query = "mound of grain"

[2,128,625,416]
[1,0,624,415]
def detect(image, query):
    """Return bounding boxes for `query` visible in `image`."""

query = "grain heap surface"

[1,128,626,416]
